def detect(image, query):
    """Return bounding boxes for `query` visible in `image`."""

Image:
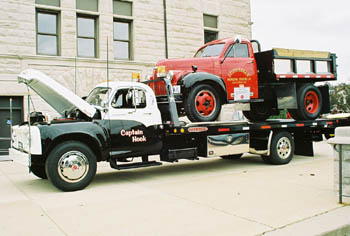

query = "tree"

[329,83,350,113]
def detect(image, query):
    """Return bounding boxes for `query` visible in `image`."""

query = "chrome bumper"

[9,148,30,166]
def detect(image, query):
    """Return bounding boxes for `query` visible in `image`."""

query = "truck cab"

[152,37,259,122]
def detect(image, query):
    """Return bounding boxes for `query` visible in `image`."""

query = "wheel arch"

[182,72,228,103]
[44,133,103,162]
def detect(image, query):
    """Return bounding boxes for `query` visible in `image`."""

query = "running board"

[109,159,162,170]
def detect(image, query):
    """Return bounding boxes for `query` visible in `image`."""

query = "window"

[225,44,249,58]
[194,44,225,58]
[113,1,133,60]
[36,11,59,55]
[35,0,60,7]
[77,15,97,58]
[112,88,146,109]
[204,31,218,44]
[113,0,132,16]
[114,20,132,60]
[76,0,98,11]
[203,14,218,44]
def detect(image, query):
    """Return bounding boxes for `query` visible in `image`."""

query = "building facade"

[0,0,252,153]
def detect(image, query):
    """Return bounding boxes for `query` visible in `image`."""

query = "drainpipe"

[163,0,169,59]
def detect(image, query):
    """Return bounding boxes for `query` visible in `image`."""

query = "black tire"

[261,155,272,164]
[185,84,221,122]
[243,102,272,122]
[30,164,47,179]
[221,153,243,160]
[289,84,322,120]
[268,131,294,165]
[45,141,97,191]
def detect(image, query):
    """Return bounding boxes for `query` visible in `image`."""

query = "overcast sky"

[250,0,350,84]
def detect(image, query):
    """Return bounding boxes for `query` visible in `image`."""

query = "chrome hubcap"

[276,137,291,159]
[58,151,89,183]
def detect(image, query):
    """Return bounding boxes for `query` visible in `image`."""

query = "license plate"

[173,85,181,94]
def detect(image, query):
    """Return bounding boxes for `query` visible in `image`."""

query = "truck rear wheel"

[243,102,272,122]
[185,84,221,122]
[263,131,294,165]
[45,141,97,191]
[288,84,322,120]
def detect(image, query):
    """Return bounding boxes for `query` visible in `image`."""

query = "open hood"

[18,69,96,118]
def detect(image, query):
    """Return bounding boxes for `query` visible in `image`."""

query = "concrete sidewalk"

[0,141,349,236]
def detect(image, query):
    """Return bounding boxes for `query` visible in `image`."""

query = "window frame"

[203,14,219,44]
[113,18,133,60]
[36,9,60,56]
[76,14,99,58]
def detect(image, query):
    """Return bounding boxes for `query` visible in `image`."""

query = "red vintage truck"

[150,37,337,122]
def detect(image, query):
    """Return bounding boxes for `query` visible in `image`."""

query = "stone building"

[0,0,252,154]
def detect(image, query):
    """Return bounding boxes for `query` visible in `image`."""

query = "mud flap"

[318,84,330,114]
[294,135,314,156]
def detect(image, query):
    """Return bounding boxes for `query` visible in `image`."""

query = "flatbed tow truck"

[9,69,350,191]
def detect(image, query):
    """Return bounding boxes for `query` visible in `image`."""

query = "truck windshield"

[194,43,225,58]
[86,87,111,107]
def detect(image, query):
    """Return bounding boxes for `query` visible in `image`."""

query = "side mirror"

[234,35,242,44]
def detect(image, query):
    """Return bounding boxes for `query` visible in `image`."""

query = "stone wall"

[0,0,251,119]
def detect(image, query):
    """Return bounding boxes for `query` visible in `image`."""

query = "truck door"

[221,43,258,100]
[107,87,162,157]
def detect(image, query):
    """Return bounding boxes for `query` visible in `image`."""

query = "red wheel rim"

[195,90,216,117]
[304,91,319,114]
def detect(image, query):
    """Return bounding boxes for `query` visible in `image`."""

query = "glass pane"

[78,17,95,37]
[78,38,95,57]
[38,35,57,55]
[204,14,217,28]
[38,13,57,34]
[316,61,330,73]
[36,0,60,7]
[113,0,132,16]
[234,44,249,58]
[114,41,129,59]
[195,43,224,58]
[274,59,292,74]
[204,30,218,44]
[297,60,311,73]
[114,22,129,41]
[76,0,98,11]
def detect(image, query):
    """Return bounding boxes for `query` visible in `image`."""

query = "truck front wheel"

[45,141,97,191]
[185,84,221,122]
[288,84,322,120]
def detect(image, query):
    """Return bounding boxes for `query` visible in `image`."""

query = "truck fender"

[40,122,109,162]
[182,72,228,103]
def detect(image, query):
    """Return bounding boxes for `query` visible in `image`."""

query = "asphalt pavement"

[0,141,349,236]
